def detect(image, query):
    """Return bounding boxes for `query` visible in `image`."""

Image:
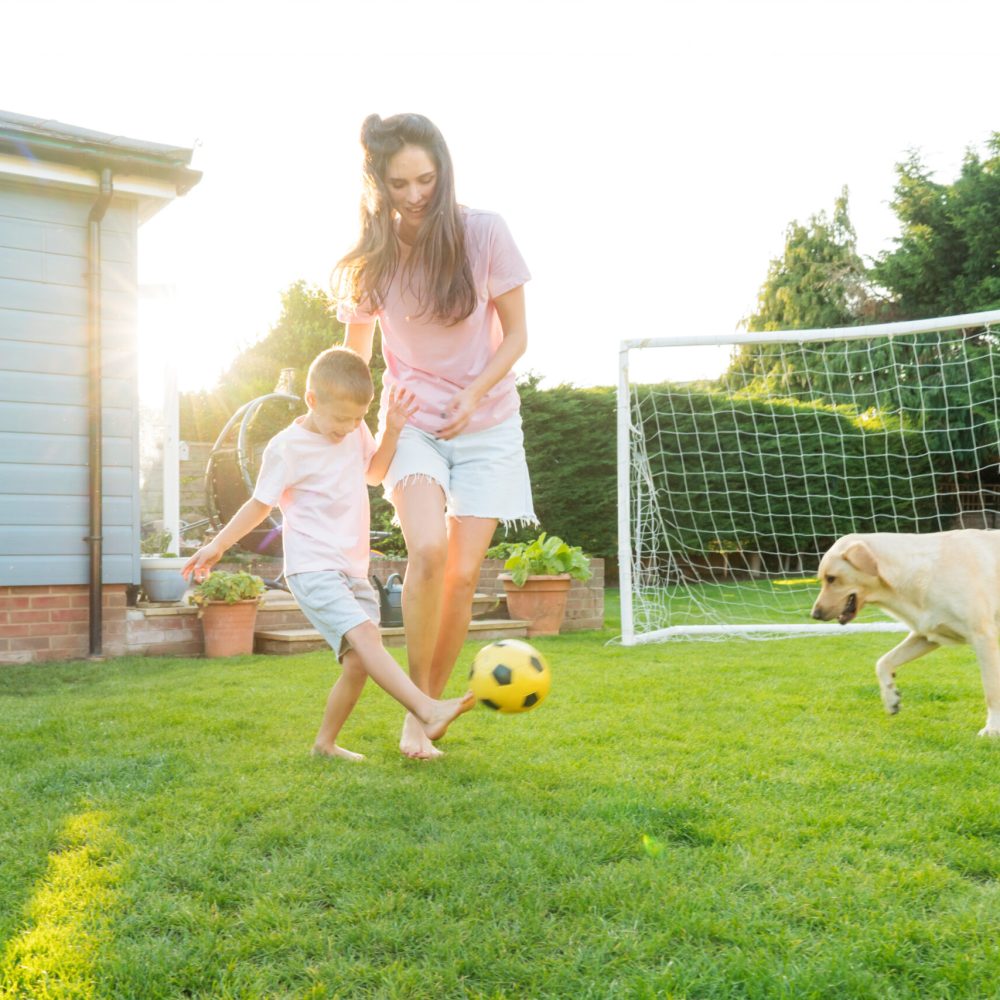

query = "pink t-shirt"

[337,209,530,437]
[252,416,376,579]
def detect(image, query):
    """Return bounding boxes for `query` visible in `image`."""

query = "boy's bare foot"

[421,691,475,742]
[312,743,365,762]
[400,712,444,760]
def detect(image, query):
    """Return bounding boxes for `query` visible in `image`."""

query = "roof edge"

[0,110,202,194]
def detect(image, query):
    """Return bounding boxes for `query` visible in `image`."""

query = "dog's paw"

[977,725,1000,738]
[880,685,901,715]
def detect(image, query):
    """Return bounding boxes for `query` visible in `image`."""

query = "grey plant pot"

[140,556,189,603]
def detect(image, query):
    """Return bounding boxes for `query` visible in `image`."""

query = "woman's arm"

[437,284,527,440]
[344,321,377,364]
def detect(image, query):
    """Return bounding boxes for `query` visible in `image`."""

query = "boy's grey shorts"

[286,571,380,661]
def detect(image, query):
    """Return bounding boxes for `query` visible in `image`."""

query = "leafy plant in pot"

[139,529,189,603]
[191,571,266,657]
[499,533,592,636]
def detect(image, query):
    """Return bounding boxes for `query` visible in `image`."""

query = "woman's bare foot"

[400,712,443,760]
[312,743,365,762]
[421,691,475,742]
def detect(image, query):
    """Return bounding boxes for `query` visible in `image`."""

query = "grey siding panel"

[1,525,133,556]
[0,312,132,352]
[0,401,85,434]
[0,183,135,236]
[3,341,136,380]
[0,495,132,525]
[0,555,135,586]
[0,371,135,409]
[0,176,141,587]
[0,214,131,263]
[0,311,83,346]
[0,217,45,252]
[0,464,133,496]
[0,253,137,294]
[0,274,84,316]
[46,225,87,257]
[0,277,135,321]
[2,340,87,376]
[0,432,133,467]
[0,246,93,287]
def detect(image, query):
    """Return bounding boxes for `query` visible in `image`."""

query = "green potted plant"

[191,570,266,657]
[139,529,189,603]
[499,533,592,636]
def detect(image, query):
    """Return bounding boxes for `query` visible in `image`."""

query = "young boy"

[183,347,473,761]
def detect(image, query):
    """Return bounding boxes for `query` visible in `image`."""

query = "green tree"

[726,190,880,400]
[872,136,1000,316]
[745,188,872,335]
[180,281,389,442]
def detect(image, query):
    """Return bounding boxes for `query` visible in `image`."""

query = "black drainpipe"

[86,168,113,657]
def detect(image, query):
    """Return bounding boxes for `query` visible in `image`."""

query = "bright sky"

[5,0,1000,397]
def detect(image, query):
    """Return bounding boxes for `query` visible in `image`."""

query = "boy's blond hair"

[307,347,373,405]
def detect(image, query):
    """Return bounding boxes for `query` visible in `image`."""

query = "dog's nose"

[811,607,825,620]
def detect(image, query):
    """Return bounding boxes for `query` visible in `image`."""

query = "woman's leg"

[392,479,450,757]
[426,515,499,698]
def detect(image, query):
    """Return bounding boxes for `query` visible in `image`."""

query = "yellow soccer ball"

[469,639,551,714]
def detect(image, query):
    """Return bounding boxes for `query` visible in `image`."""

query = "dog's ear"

[842,541,878,577]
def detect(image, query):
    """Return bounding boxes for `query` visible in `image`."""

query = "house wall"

[0,178,141,587]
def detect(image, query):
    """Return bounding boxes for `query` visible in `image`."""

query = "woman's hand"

[384,385,419,435]
[437,387,479,440]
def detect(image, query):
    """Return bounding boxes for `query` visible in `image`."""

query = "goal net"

[618,310,1000,644]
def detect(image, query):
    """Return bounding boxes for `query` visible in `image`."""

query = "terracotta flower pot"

[200,599,260,657]
[499,573,571,637]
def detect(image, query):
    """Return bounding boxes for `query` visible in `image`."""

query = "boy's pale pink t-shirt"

[252,416,376,579]
[337,209,530,437]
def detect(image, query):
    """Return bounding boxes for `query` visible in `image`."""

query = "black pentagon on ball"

[481,698,501,711]
[491,663,513,685]
[523,693,539,708]
[530,656,544,673]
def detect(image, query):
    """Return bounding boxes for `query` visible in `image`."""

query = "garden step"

[254,590,505,632]
[254,617,528,655]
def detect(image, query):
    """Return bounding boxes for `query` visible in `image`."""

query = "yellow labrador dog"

[811,530,1000,736]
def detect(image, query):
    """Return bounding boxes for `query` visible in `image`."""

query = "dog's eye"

[825,574,836,584]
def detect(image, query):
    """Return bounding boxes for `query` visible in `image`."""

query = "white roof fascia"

[0,152,179,223]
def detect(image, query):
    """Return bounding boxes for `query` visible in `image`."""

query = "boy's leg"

[345,621,474,748]
[313,650,368,761]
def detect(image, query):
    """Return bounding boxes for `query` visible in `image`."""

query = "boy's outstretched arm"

[182,498,272,582]
[366,386,418,486]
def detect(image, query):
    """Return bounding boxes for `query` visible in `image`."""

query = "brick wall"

[0,585,129,664]
[2,559,605,665]
[124,606,202,658]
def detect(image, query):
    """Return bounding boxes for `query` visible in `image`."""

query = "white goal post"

[618,309,1000,645]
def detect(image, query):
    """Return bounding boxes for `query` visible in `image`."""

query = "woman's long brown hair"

[333,113,477,324]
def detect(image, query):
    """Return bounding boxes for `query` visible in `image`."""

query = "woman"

[334,113,536,759]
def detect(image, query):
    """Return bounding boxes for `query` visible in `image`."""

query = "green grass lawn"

[3,592,1000,999]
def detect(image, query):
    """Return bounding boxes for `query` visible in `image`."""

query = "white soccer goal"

[618,309,1000,645]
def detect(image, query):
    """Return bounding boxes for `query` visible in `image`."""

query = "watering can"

[371,572,404,627]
